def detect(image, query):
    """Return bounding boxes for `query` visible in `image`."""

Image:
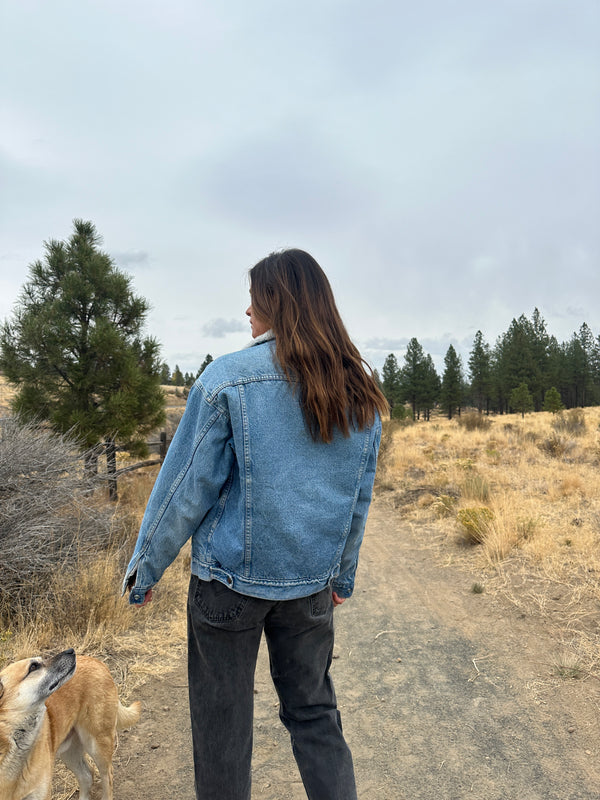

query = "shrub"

[432,494,458,518]
[551,408,586,437]
[539,433,573,458]
[456,507,494,544]
[0,418,118,613]
[391,403,411,421]
[458,412,492,431]
[461,473,491,502]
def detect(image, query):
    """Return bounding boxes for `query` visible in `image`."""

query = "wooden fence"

[98,432,171,500]
[0,417,172,502]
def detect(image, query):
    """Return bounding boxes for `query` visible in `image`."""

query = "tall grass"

[379,408,600,588]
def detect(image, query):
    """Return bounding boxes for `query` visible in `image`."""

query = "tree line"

[379,309,600,420]
[159,355,213,388]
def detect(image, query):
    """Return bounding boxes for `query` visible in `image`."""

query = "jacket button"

[226,576,233,585]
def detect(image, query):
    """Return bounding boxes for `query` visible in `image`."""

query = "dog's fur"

[0,649,141,800]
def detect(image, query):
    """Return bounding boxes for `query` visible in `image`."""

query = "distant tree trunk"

[106,438,118,501]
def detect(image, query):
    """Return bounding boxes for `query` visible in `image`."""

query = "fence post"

[160,431,167,463]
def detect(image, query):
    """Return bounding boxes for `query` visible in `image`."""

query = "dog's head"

[0,649,76,717]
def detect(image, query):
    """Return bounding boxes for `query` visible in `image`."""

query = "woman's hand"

[332,591,346,606]
[138,588,153,607]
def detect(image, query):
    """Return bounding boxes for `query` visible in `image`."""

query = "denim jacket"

[122,335,381,605]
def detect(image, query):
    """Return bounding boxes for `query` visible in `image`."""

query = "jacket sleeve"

[121,381,234,605]
[332,423,381,599]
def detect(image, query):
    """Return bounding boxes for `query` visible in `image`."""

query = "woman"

[123,249,388,800]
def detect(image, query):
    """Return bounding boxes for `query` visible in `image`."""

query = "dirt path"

[114,499,600,799]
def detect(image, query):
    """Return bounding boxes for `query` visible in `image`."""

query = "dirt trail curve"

[115,499,600,799]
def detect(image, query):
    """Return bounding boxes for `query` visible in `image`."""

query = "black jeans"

[187,575,357,800]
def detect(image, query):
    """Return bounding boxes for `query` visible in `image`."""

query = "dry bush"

[0,418,122,613]
[432,494,458,518]
[456,507,494,544]
[458,412,492,431]
[551,408,587,437]
[539,433,575,459]
[0,459,189,675]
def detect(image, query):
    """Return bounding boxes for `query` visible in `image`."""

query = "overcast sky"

[1,0,598,376]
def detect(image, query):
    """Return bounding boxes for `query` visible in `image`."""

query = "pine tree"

[197,353,214,377]
[468,331,492,413]
[510,382,534,418]
[0,220,165,464]
[171,364,184,386]
[382,353,401,418]
[542,387,564,414]
[420,354,440,421]
[159,362,171,385]
[440,345,463,419]
[399,338,428,420]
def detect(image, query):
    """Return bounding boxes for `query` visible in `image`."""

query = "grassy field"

[1,382,598,677]
[377,407,600,675]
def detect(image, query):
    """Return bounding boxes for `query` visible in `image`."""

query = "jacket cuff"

[331,581,353,599]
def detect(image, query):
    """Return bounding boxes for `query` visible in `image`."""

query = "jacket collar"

[246,329,275,348]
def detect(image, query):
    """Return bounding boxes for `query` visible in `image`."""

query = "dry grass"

[0,374,15,417]
[0,468,189,680]
[377,408,600,675]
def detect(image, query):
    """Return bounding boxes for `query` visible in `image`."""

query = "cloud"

[113,250,151,268]
[202,318,247,338]
[363,337,410,352]
[179,122,373,232]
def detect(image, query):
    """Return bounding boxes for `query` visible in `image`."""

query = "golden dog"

[0,649,140,800]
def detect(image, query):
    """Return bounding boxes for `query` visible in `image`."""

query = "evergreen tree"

[440,345,463,419]
[468,330,492,413]
[197,353,214,377]
[399,338,428,420]
[420,354,440,421]
[542,386,564,414]
[381,353,402,417]
[171,364,184,386]
[545,336,567,405]
[510,382,534,417]
[529,308,551,409]
[0,220,165,461]
[573,323,600,406]
[493,315,541,412]
[159,362,171,385]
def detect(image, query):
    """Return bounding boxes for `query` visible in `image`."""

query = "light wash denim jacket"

[122,334,381,605]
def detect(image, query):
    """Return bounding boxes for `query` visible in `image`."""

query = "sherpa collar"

[246,329,275,348]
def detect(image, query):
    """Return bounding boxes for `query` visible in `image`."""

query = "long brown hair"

[249,249,389,443]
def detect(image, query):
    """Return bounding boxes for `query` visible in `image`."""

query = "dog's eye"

[27,661,41,675]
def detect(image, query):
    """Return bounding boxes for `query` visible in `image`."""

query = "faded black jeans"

[187,575,357,800]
